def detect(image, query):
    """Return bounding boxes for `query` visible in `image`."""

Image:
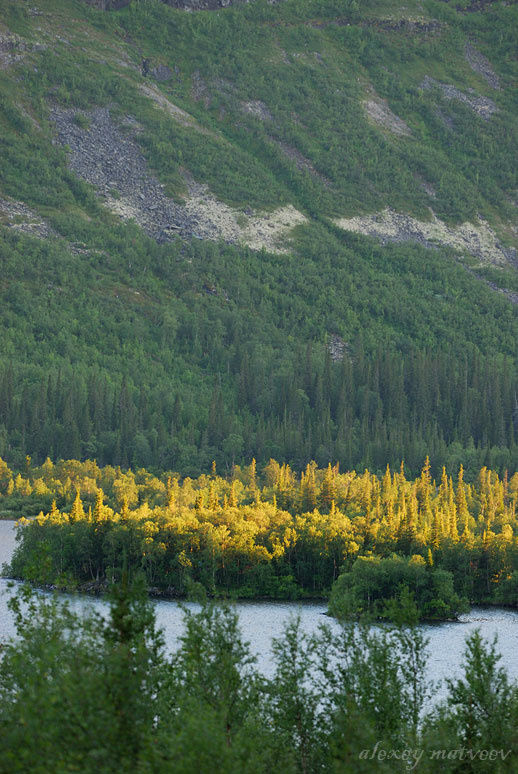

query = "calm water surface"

[1,520,517,692]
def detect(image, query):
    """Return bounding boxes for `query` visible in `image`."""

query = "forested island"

[3,456,518,618]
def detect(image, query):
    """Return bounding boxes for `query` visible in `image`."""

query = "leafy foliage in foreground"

[4,457,518,608]
[0,583,517,773]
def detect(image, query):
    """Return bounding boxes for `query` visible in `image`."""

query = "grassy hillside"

[0,0,517,476]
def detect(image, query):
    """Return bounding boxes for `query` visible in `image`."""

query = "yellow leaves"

[252,544,272,562]
[270,538,285,560]
[113,472,139,509]
[162,505,199,533]
[9,457,518,597]
[14,473,32,496]
[263,458,282,487]
[32,478,50,496]
[177,549,192,568]
[213,524,231,545]
[344,540,360,557]
[283,526,297,549]
[501,524,513,542]
[140,520,159,538]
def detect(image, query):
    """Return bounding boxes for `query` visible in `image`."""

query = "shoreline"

[0,574,329,604]
[3,573,517,618]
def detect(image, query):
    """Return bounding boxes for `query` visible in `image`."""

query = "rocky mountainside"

[0,0,517,474]
[84,0,285,11]
[83,0,250,9]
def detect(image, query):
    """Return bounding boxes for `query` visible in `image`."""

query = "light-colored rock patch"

[183,178,306,253]
[421,75,496,118]
[104,196,146,226]
[0,29,46,69]
[0,196,54,238]
[51,104,305,252]
[328,334,348,362]
[240,100,273,121]
[106,184,306,254]
[363,96,411,136]
[334,208,516,266]
[465,42,500,90]
[0,194,104,256]
[0,31,25,69]
[418,178,436,198]
[239,205,307,253]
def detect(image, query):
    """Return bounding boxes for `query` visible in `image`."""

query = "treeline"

[3,583,518,773]
[5,457,518,605]
[2,345,518,476]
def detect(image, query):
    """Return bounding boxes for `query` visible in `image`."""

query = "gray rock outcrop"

[421,75,497,119]
[82,0,251,9]
[50,105,208,242]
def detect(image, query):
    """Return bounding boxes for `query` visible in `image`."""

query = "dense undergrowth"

[1,221,518,474]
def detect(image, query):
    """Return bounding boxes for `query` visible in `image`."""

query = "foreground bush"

[0,580,517,772]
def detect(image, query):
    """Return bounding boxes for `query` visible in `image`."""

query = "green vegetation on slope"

[2,221,518,474]
[85,0,518,221]
[0,0,517,474]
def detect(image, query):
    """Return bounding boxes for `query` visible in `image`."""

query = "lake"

[1,519,518,691]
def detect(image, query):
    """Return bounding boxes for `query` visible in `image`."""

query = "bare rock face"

[421,75,497,119]
[141,60,174,82]
[0,196,54,239]
[334,208,517,267]
[465,42,500,90]
[150,64,174,82]
[0,30,46,69]
[328,334,348,362]
[50,105,203,242]
[364,97,411,136]
[240,100,273,121]
[49,105,306,253]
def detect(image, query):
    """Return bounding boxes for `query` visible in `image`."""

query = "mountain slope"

[0,0,517,476]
